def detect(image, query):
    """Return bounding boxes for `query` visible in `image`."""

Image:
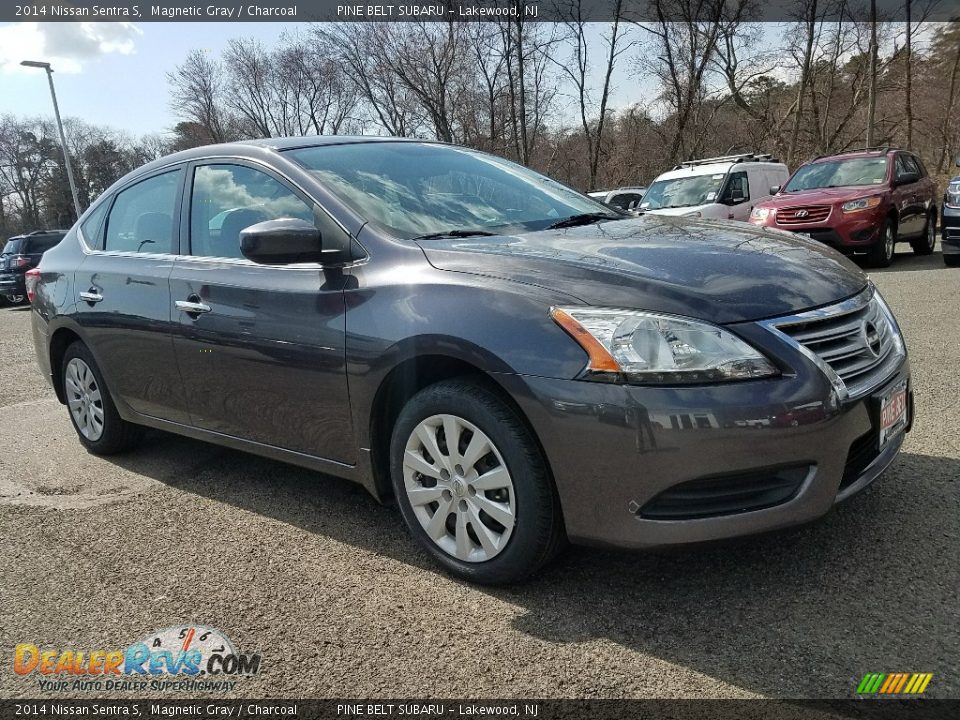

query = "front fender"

[344,272,589,449]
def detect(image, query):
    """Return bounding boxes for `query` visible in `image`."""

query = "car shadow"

[105,433,959,698]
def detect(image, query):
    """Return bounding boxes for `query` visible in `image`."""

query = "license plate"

[878,381,908,447]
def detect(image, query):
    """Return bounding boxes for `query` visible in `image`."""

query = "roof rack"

[814,146,900,161]
[673,153,777,170]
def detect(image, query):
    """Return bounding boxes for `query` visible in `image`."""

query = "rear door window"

[104,169,183,254]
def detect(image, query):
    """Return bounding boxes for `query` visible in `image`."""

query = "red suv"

[749,148,938,267]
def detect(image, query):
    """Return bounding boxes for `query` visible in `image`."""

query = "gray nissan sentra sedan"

[28,137,913,584]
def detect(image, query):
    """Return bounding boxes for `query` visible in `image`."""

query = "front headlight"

[551,307,780,384]
[945,184,960,209]
[841,196,882,213]
[750,207,771,222]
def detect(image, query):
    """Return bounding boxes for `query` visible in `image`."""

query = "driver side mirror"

[955,154,960,168]
[769,185,782,196]
[729,193,746,205]
[239,218,323,264]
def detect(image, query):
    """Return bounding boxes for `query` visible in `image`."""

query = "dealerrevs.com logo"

[13,625,261,692]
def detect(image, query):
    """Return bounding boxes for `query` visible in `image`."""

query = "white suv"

[640,154,789,221]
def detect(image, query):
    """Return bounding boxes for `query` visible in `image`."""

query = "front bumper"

[497,350,910,550]
[942,206,960,253]
[752,212,883,251]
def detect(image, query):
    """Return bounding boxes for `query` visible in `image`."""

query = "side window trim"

[96,165,186,256]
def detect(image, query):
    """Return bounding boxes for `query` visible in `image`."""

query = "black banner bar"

[3,0,959,24]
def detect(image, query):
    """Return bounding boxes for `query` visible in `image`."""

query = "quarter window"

[104,170,182,253]
[189,164,315,259]
[80,201,109,250]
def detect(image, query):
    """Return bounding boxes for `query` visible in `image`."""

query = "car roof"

[810,150,894,163]
[123,136,434,186]
[655,161,786,181]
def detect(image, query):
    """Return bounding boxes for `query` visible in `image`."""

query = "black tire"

[61,341,144,455]
[6,294,26,304]
[910,212,936,256]
[867,217,896,268]
[945,254,960,267]
[389,378,565,584]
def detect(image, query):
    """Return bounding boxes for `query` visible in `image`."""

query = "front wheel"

[5,294,25,304]
[62,342,144,455]
[867,218,896,268]
[390,378,565,584]
[910,213,936,256]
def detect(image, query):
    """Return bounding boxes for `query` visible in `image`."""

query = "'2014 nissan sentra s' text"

[29,138,913,584]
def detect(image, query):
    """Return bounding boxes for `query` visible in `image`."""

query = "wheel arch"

[366,354,554,505]
[48,326,84,404]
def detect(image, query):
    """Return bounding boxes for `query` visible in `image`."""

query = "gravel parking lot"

[0,247,957,700]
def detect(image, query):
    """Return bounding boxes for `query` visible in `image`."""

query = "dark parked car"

[941,156,960,267]
[1,230,66,303]
[30,138,912,584]
[749,147,938,267]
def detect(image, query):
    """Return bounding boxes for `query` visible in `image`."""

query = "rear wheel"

[62,342,143,455]
[390,378,565,584]
[867,218,896,268]
[5,294,25,304]
[910,212,936,255]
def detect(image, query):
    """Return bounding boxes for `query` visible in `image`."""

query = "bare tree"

[636,0,728,163]
[552,0,634,189]
[785,0,825,164]
[865,0,878,146]
[167,50,234,144]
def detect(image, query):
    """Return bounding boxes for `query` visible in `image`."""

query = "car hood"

[417,216,867,324]
[761,186,884,208]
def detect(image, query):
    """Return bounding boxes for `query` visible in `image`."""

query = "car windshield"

[784,157,888,192]
[640,174,726,210]
[284,142,621,238]
[2,239,23,255]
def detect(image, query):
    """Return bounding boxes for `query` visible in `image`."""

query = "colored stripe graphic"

[858,672,932,694]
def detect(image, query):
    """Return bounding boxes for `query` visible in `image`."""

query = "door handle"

[175,298,211,315]
[79,289,103,304]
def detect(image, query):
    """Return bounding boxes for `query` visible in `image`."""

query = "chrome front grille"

[776,205,831,225]
[764,287,905,400]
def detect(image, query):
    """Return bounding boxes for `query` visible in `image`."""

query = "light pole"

[20,60,82,220]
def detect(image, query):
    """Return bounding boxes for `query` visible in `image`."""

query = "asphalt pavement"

[0,246,957,700]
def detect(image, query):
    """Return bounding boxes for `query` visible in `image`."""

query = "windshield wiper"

[546,212,616,230]
[411,229,497,241]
